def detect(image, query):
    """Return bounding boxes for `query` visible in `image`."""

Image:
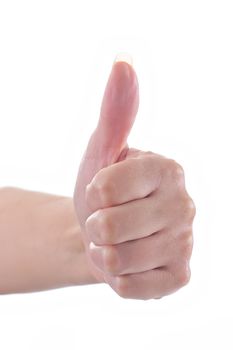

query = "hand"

[73,55,195,300]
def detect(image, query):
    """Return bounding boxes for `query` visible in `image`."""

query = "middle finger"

[85,191,172,245]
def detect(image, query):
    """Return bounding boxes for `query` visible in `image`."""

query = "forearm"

[0,187,100,294]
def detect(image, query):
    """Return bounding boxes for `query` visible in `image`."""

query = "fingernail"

[114,52,133,66]
[89,242,105,271]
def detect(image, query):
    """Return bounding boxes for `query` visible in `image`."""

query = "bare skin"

[0,187,98,294]
[0,57,195,299]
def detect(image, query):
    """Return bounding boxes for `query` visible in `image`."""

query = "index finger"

[85,154,164,212]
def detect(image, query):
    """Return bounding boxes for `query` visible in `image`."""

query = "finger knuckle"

[167,160,185,185]
[141,151,155,157]
[86,210,114,245]
[182,196,196,221]
[176,263,191,288]
[99,211,115,244]
[92,170,116,207]
[180,232,194,260]
[85,210,102,244]
[115,276,131,299]
[103,246,120,274]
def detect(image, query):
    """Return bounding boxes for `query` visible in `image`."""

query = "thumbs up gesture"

[73,55,195,300]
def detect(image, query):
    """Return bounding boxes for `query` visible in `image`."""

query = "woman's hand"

[73,55,196,300]
[86,148,195,300]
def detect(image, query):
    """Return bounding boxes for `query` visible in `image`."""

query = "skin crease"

[0,59,195,298]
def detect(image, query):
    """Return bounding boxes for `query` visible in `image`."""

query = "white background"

[0,0,232,349]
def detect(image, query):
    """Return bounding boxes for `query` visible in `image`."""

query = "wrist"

[0,187,102,294]
[63,198,103,286]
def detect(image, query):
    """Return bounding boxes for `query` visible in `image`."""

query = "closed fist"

[86,149,195,300]
[74,55,195,300]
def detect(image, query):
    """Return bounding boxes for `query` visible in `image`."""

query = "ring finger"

[89,229,174,275]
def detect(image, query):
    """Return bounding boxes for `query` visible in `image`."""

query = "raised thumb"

[85,56,139,165]
[74,55,139,227]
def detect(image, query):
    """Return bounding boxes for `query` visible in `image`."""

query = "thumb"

[74,54,139,227]
[85,55,139,165]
